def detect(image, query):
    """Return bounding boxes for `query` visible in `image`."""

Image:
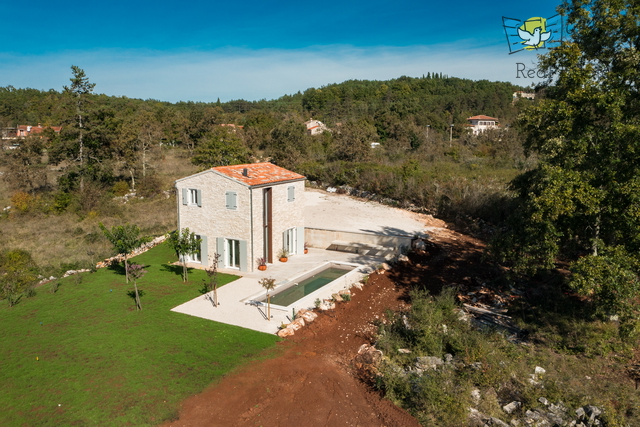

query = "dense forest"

[0,71,528,222]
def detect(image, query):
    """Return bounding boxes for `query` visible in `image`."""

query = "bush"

[10,191,35,213]
[112,181,130,196]
[137,175,163,198]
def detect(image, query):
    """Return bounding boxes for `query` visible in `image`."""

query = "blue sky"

[1,0,562,102]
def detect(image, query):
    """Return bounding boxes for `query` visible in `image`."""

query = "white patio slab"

[170,248,385,334]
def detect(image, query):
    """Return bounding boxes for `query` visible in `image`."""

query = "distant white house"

[175,163,306,272]
[304,119,329,136]
[466,115,500,135]
[512,91,535,103]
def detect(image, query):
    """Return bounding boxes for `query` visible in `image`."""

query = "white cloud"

[0,44,543,102]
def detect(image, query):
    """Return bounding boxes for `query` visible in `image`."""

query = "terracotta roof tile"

[213,163,305,186]
[467,115,499,121]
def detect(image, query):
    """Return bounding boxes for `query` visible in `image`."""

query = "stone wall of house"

[177,171,305,272]
[271,180,305,257]
[249,180,305,268]
[176,171,252,267]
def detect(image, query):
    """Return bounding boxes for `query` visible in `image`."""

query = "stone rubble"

[276,274,371,337]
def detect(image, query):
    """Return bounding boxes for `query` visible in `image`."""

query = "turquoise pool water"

[264,267,352,307]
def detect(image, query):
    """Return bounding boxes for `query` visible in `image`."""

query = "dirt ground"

[163,213,490,427]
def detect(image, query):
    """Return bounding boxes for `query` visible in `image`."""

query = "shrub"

[112,181,130,196]
[10,191,34,213]
[137,175,163,198]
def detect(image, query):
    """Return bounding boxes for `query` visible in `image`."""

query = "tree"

[99,223,150,283]
[191,126,249,168]
[0,249,39,307]
[268,120,309,170]
[126,263,147,311]
[259,277,276,321]
[1,134,49,192]
[166,228,202,282]
[63,66,96,191]
[490,0,640,335]
[333,118,377,162]
[116,110,163,190]
[203,253,221,306]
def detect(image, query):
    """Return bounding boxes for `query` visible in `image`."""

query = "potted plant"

[257,257,267,271]
[277,248,289,262]
[304,242,309,254]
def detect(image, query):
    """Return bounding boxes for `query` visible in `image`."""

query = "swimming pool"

[264,267,351,307]
[251,261,364,310]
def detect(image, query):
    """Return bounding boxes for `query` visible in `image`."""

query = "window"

[226,239,240,269]
[189,189,198,205]
[182,188,202,207]
[225,191,237,210]
[184,234,206,263]
[284,227,297,255]
[287,186,295,202]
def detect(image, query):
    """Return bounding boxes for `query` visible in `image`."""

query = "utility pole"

[426,125,430,143]
[449,124,454,146]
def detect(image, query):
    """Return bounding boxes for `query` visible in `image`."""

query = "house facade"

[466,115,500,135]
[304,119,329,136]
[175,163,306,272]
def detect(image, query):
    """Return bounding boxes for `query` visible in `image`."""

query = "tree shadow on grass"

[107,262,126,277]
[160,263,192,278]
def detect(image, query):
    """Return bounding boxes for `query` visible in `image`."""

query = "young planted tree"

[126,263,147,311]
[203,253,221,306]
[99,223,151,283]
[166,228,202,282]
[259,277,277,321]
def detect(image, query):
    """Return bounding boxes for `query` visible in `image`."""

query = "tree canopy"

[491,0,640,335]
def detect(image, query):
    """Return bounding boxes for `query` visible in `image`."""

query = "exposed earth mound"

[163,217,489,427]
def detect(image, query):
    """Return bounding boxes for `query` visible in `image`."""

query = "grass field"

[0,243,279,426]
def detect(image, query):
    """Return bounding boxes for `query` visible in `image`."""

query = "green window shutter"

[239,240,248,272]
[225,191,237,209]
[182,188,188,205]
[296,227,305,254]
[197,189,202,207]
[287,186,295,202]
[216,237,225,267]
[200,235,208,265]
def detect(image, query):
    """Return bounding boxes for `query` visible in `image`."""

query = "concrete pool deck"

[170,248,385,334]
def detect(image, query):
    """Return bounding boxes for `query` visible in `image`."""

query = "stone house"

[304,119,329,136]
[175,162,306,272]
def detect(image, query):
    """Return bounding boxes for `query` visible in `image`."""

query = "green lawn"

[0,243,279,426]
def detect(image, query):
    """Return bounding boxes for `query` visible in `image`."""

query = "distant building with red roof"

[175,162,306,271]
[466,115,500,135]
[16,124,62,137]
[304,119,329,136]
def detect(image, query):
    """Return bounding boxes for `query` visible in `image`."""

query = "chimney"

[242,168,249,177]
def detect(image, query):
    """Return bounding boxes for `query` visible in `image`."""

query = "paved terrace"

[171,189,431,335]
[171,248,385,334]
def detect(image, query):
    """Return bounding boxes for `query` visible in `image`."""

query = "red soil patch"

[163,228,488,427]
